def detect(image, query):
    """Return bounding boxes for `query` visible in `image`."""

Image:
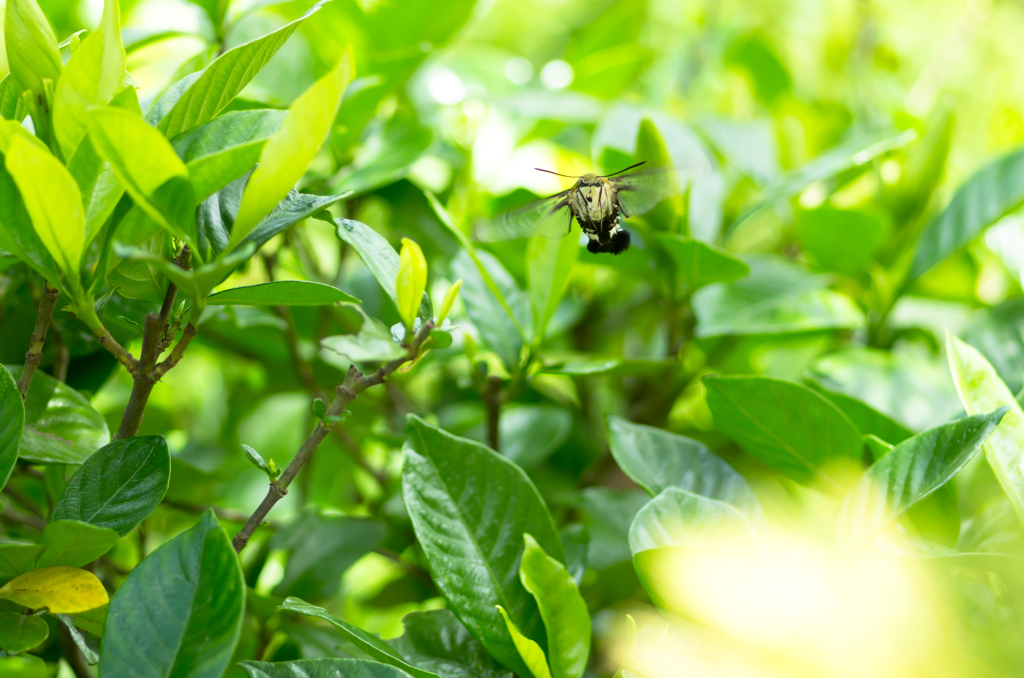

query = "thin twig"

[232,320,435,553]
[17,280,59,399]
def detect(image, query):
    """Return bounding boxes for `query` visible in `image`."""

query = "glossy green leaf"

[692,256,864,338]
[35,520,119,568]
[947,334,1024,525]
[0,544,47,585]
[837,409,1006,544]
[499,405,572,468]
[4,134,86,277]
[279,598,439,678]
[496,606,551,678]
[52,0,125,159]
[241,659,419,678]
[0,612,48,653]
[811,386,913,445]
[208,280,358,306]
[394,609,512,678]
[321,316,406,363]
[4,0,61,98]
[330,115,433,196]
[606,415,761,520]
[911,147,1024,281]
[152,0,329,137]
[90,107,197,253]
[704,375,864,486]
[560,524,588,585]
[519,534,590,678]
[654,234,749,291]
[402,415,564,676]
[527,230,578,341]
[797,207,889,276]
[172,109,285,201]
[452,249,530,369]
[5,365,109,464]
[51,435,170,536]
[101,511,244,678]
[0,567,108,613]
[628,488,755,555]
[0,366,22,494]
[229,52,353,252]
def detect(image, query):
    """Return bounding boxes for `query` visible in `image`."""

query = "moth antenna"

[601,161,647,178]
[534,168,579,178]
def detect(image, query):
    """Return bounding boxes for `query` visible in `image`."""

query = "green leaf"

[962,298,1024,394]
[67,135,126,246]
[691,256,864,338]
[397,237,428,331]
[606,415,761,520]
[270,512,385,601]
[100,511,244,678]
[947,334,1024,525]
[0,144,62,285]
[836,409,1007,544]
[653,235,749,292]
[152,0,329,137]
[496,606,551,678]
[333,217,431,319]
[0,612,48,653]
[0,366,23,494]
[540,357,675,377]
[89,107,197,254]
[4,134,86,278]
[4,0,61,98]
[55,613,100,664]
[4,366,109,464]
[452,249,529,369]
[107,230,172,302]
[329,115,433,197]
[35,520,120,568]
[52,0,126,159]
[704,375,864,486]
[527,231,578,341]
[810,386,913,445]
[241,659,420,678]
[910,147,1024,281]
[499,405,571,469]
[229,52,354,252]
[565,488,649,570]
[172,109,285,201]
[112,240,255,301]
[628,488,755,555]
[51,435,170,537]
[207,280,359,306]
[402,415,564,676]
[279,597,439,678]
[0,544,47,584]
[394,609,512,678]
[321,316,406,363]
[0,655,47,677]
[797,207,889,276]
[0,567,108,613]
[519,534,590,678]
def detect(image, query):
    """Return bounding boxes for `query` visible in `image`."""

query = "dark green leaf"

[837,409,1007,543]
[451,249,527,370]
[962,298,1024,394]
[402,415,564,676]
[241,658,418,678]
[0,365,23,493]
[559,524,589,585]
[4,365,108,464]
[207,280,359,306]
[100,511,244,678]
[0,612,48,653]
[36,520,120,568]
[606,415,761,520]
[394,609,512,678]
[499,405,571,468]
[51,435,170,537]
[704,375,864,486]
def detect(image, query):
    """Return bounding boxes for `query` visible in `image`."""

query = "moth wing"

[473,191,574,242]
[612,166,682,218]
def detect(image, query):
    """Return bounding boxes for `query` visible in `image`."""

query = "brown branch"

[232,320,435,553]
[483,375,504,451]
[17,281,60,399]
[113,312,161,441]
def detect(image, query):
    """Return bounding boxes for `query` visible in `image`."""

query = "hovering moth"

[474,162,678,255]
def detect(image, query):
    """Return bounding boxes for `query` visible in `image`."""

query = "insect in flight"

[474,161,679,255]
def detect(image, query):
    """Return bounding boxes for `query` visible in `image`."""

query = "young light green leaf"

[402,415,564,676]
[279,597,439,678]
[606,415,761,521]
[397,237,428,332]
[947,334,1024,525]
[496,606,552,678]
[229,51,354,252]
[0,366,23,495]
[704,375,864,487]
[519,534,590,678]
[527,232,578,341]
[51,435,170,536]
[35,520,120,568]
[52,0,126,158]
[207,280,359,306]
[0,567,108,613]
[837,408,1007,544]
[101,511,244,678]
[0,612,49,653]
[153,0,329,136]
[0,134,62,284]
[4,0,61,98]
[4,134,86,278]
[438,279,462,323]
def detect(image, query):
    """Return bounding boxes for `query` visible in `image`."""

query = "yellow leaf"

[0,567,109,613]
[396,237,428,332]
